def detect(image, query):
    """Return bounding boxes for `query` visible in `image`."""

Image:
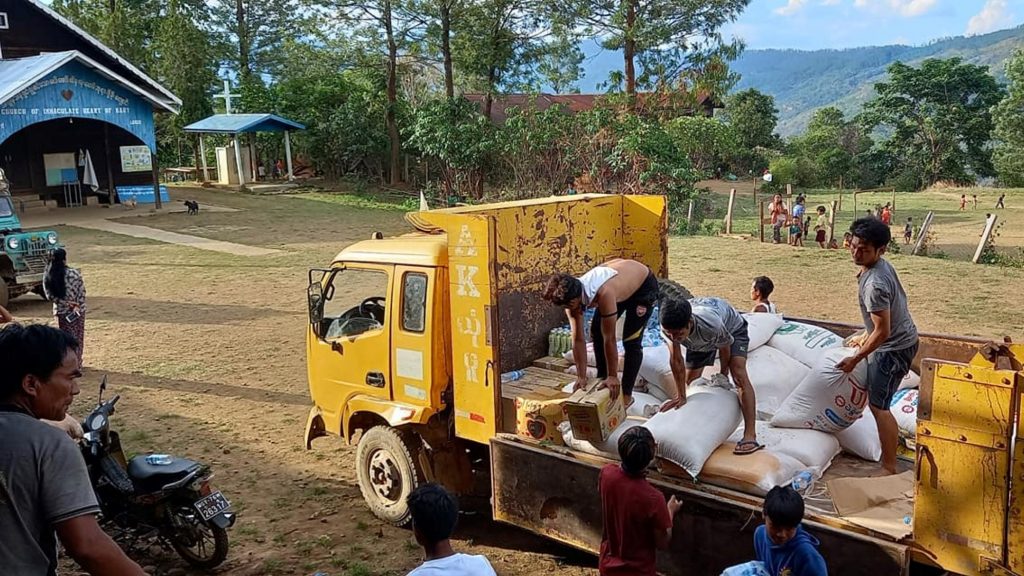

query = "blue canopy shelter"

[183,113,305,184]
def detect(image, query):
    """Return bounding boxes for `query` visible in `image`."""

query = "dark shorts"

[815,229,826,243]
[867,342,919,409]
[685,320,750,370]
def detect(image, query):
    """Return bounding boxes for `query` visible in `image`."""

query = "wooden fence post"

[972,213,999,264]
[687,200,694,227]
[829,200,838,244]
[725,188,736,234]
[912,211,934,256]
[837,188,843,211]
[853,191,858,217]
[891,188,896,212]
[759,201,765,243]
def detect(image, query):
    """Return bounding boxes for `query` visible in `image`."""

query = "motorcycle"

[80,375,236,568]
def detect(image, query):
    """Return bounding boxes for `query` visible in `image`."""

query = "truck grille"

[20,238,50,274]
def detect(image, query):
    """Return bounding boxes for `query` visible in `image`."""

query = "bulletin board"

[43,153,78,186]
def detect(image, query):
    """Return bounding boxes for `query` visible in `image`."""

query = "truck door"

[390,266,445,408]
[307,264,393,426]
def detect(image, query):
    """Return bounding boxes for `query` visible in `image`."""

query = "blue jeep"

[0,170,60,307]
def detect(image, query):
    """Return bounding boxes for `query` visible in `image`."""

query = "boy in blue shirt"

[755,486,827,576]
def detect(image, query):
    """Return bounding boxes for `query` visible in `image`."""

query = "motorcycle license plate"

[194,491,231,521]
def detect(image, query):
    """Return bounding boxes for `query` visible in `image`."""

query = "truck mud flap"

[490,436,909,576]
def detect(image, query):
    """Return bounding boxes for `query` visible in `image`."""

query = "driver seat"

[127,455,202,493]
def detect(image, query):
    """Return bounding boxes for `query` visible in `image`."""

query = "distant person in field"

[565,177,577,196]
[814,206,828,248]
[751,276,777,314]
[770,195,787,244]
[880,204,892,226]
[842,232,853,249]
[840,217,919,475]
[904,217,913,245]
[960,194,967,211]
[996,194,1005,209]
[789,216,803,247]
[792,197,806,237]
[972,194,978,209]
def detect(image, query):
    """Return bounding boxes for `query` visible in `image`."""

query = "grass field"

[699,180,1024,262]
[11,184,1021,575]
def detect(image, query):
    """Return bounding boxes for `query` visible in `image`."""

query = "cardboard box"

[564,384,625,444]
[515,393,568,445]
[532,356,572,371]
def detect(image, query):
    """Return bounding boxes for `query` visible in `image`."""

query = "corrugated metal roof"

[182,114,306,134]
[0,51,179,113]
[24,0,181,107]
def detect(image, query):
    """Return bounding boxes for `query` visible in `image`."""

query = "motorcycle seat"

[127,456,201,490]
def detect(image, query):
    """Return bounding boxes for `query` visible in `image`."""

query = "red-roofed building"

[464,92,721,123]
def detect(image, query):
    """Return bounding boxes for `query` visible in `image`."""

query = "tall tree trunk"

[236,0,251,78]
[441,1,454,99]
[623,0,637,104]
[384,0,401,185]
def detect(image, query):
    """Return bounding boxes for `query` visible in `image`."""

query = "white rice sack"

[890,388,918,439]
[771,347,869,433]
[835,410,881,462]
[562,341,625,366]
[700,446,806,496]
[639,345,677,400]
[560,417,645,457]
[897,369,921,391]
[721,561,770,576]
[731,346,811,418]
[767,321,844,367]
[741,313,785,351]
[643,387,742,478]
[627,392,663,418]
[728,421,840,473]
[565,365,599,379]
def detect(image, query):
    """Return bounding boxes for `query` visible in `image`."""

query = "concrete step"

[14,198,52,214]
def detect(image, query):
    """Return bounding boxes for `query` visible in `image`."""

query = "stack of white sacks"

[559,313,920,496]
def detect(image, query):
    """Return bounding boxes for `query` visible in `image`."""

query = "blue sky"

[728,0,1024,50]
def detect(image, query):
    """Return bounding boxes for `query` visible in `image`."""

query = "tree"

[665,116,737,176]
[796,107,872,188]
[725,88,778,150]
[210,0,300,82]
[862,58,1004,188]
[993,49,1024,187]
[561,0,748,99]
[406,98,494,197]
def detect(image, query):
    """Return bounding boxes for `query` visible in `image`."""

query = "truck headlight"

[6,236,18,250]
[46,232,58,245]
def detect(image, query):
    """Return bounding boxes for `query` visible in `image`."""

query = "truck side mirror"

[307,281,324,329]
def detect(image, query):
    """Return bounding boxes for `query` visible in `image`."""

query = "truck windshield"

[0,196,12,218]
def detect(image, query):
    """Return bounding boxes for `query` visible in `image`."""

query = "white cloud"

[853,0,938,17]
[821,0,841,5]
[966,0,1010,35]
[775,0,808,16]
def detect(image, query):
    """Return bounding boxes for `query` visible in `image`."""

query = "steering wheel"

[359,296,386,318]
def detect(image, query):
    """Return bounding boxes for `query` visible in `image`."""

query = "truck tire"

[658,278,693,303]
[355,426,424,526]
[0,281,8,307]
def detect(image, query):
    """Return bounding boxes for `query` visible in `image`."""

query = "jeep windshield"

[0,195,13,218]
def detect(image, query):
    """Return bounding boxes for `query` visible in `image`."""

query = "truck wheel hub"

[369,450,401,502]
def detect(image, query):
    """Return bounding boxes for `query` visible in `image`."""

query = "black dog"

[184,200,199,215]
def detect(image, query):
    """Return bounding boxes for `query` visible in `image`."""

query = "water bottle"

[548,330,558,357]
[146,454,173,466]
[501,370,525,383]
[791,471,814,492]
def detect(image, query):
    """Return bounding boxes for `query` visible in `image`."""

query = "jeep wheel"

[658,278,693,303]
[0,281,8,307]
[355,426,424,526]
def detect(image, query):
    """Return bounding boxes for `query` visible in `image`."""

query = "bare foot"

[871,467,899,477]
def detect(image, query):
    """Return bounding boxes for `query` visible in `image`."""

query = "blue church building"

[0,0,179,205]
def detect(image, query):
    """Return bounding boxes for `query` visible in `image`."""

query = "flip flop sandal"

[733,440,765,456]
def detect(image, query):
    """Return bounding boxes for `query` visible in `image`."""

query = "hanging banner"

[120,145,152,172]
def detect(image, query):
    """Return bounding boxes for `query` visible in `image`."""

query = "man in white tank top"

[543,259,659,407]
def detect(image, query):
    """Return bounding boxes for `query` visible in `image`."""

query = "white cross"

[214,80,241,114]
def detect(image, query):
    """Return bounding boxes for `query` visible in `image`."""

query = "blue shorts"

[867,343,919,409]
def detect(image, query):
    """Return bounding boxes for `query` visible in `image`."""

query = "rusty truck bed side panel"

[491,437,909,576]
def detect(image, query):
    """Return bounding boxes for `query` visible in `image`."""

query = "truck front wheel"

[355,426,424,526]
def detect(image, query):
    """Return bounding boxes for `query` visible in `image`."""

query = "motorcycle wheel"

[167,506,229,569]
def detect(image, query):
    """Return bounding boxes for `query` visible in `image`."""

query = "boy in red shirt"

[599,427,682,575]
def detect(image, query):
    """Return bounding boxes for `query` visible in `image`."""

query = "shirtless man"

[543,259,658,408]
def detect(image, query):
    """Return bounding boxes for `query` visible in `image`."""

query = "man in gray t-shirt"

[0,324,145,576]
[838,218,919,475]
[658,297,761,455]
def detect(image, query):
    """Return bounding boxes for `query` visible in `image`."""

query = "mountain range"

[577,25,1024,137]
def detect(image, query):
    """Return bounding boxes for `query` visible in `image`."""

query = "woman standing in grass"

[44,248,87,366]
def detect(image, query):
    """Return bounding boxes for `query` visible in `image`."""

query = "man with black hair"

[543,258,659,408]
[406,483,495,575]
[658,297,761,455]
[750,276,777,314]
[0,324,146,576]
[599,426,681,575]
[837,217,919,475]
[755,486,827,576]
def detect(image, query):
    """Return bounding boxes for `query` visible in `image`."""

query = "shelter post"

[199,135,209,182]
[284,130,294,181]
[233,135,245,186]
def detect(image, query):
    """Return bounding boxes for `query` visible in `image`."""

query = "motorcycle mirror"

[98,375,107,403]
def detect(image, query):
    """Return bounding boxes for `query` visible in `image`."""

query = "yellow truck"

[303,194,1024,576]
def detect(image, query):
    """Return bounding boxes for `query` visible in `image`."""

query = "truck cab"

[0,170,61,306]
